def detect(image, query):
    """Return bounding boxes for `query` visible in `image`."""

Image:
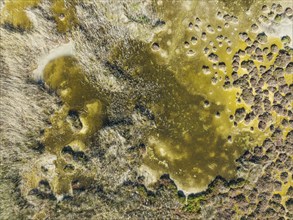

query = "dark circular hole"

[204,100,210,107]
[227,135,232,142]
[152,42,160,50]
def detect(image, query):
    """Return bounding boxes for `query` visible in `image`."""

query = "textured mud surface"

[0,0,292,219]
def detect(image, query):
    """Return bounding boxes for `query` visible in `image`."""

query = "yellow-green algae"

[0,0,40,30]
[111,0,292,192]
[50,0,78,33]
[21,0,293,196]
[0,0,78,32]
[275,171,293,207]
[23,56,105,197]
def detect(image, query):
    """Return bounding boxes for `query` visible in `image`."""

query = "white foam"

[33,41,75,80]
[260,18,293,47]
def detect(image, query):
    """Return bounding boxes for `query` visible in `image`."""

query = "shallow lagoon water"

[21,0,292,194]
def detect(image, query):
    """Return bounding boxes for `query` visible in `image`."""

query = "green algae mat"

[0,0,292,219]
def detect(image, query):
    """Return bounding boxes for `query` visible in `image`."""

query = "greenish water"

[24,57,104,196]
[22,0,291,195]
[110,40,256,191]
[109,1,287,192]
[0,0,78,32]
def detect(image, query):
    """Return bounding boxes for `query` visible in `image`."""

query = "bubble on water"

[152,42,160,51]
[188,22,193,29]
[194,24,200,31]
[285,7,293,16]
[190,37,197,45]
[184,41,190,48]
[201,32,207,41]
[186,49,195,56]
[202,65,211,74]
[251,23,259,32]
[262,5,269,12]
[207,25,215,33]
